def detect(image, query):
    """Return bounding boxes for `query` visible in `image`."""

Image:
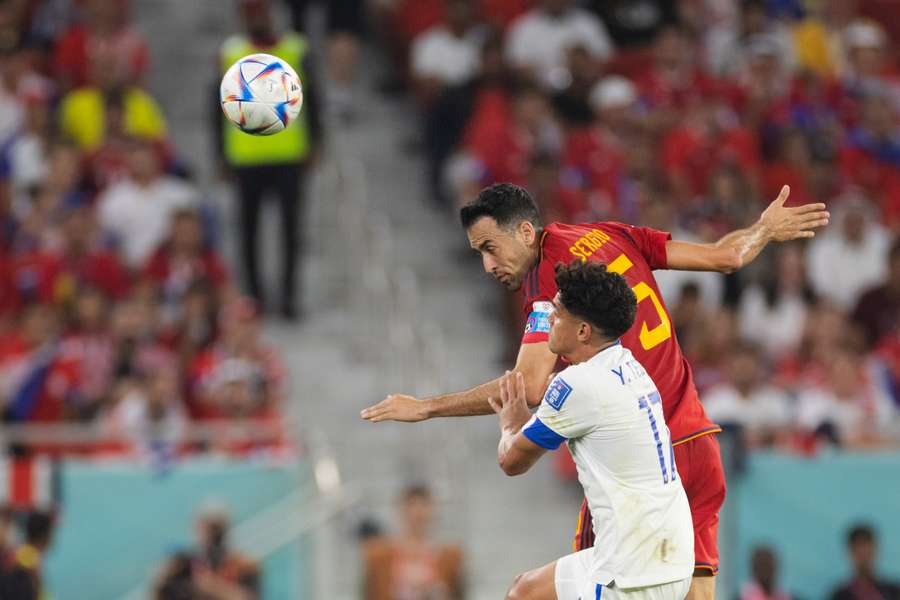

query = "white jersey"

[522,343,694,589]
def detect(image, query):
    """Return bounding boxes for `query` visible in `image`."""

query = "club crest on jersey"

[544,378,573,411]
[525,301,553,334]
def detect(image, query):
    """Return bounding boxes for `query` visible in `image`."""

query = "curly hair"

[459,183,543,231]
[555,260,637,341]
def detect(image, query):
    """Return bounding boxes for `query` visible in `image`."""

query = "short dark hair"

[25,510,54,546]
[847,523,876,546]
[402,484,431,502]
[459,183,543,231]
[555,260,637,340]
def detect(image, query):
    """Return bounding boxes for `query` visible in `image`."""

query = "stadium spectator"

[142,207,230,310]
[217,0,322,321]
[0,303,80,425]
[154,505,259,600]
[739,244,815,360]
[59,286,116,418]
[363,485,464,600]
[58,44,167,153]
[52,0,149,91]
[189,297,283,423]
[807,196,891,310]
[830,524,900,600]
[0,510,55,600]
[589,0,677,49]
[739,546,794,600]
[795,349,897,449]
[102,363,187,458]
[504,0,612,90]
[702,342,792,449]
[97,138,197,268]
[853,237,900,348]
[549,44,602,127]
[423,32,509,206]
[410,0,484,107]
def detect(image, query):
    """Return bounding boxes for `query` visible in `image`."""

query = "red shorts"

[573,432,726,574]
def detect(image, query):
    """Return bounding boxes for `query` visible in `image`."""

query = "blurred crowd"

[0,0,288,458]
[378,0,900,453]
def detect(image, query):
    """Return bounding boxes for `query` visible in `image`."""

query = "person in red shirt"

[362,183,830,600]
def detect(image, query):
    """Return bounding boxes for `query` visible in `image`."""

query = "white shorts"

[555,549,691,600]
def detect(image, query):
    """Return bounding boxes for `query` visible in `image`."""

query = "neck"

[565,338,617,365]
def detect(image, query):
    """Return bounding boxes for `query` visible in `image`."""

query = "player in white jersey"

[488,259,694,600]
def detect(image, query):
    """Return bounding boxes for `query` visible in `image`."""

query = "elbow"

[498,455,527,477]
[718,250,743,274]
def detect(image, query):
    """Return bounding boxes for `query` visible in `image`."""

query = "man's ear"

[520,220,537,246]
[577,321,592,343]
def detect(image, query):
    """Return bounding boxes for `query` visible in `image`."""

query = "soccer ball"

[220,53,303,136]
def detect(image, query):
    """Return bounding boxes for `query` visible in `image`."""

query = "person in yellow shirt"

[58,46,167,153]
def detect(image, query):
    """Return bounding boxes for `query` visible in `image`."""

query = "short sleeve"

[522,373,594,448]
[603,223,671,270]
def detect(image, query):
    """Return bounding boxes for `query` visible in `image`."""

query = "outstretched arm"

[665,185,830,273]
[360,341,557,422]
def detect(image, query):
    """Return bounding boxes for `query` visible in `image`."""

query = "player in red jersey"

[362,183,829,600]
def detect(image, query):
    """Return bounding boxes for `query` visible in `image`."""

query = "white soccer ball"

[220,53,303,136]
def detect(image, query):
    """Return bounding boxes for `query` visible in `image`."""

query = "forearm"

[424,379,501,418]
[714,219,770,270]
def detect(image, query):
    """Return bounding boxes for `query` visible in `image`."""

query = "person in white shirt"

[795,349,897,448]
[98,138,196,268]
[806,195,890,311]
[738,244,814,360]
[702,343,792,448]
[505,0,613,89]
[411,0,484,101]
[489,260,693,600]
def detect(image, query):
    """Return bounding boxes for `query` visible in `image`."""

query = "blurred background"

[0,0,898,598]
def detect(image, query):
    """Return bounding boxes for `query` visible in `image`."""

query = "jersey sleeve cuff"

[522,416,566,450]
[522,331,550,344]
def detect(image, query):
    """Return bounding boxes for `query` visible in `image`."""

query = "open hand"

[760,185,830,242]
[487,371,532,433]
[361,394,429,423]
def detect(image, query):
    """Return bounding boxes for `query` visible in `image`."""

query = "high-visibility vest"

[220,32,311,166]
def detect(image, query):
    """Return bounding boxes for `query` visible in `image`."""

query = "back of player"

[522,221,725,571]
[523,343,694,599]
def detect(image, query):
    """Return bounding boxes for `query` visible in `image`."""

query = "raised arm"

[360,340,558,422]
[665,185,830,273]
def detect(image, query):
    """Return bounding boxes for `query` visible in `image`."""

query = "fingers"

[789,203,828,214]
[487,397,501,414]
[360,401,385,420]
[499,370,511,406]
[773,185,790,206]
[515,372,527,404]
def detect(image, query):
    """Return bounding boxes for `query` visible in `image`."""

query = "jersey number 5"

[607,254,672,350]
[638,391,677,484]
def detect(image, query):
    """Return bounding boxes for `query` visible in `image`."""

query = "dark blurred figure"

[0,510,55,600]
[287,0,364,119]
[154,506,259,600]
[217,0,322,320]
[739,546,794,600]
[830,524,900,600]
[853,237,900,349]
[364,485,464,600]
[588,0,678,49]
[423,32,508,207]
[411,0,483,108]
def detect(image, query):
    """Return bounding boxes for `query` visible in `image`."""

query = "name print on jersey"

[567,228,611,261]
[611,358,649,386]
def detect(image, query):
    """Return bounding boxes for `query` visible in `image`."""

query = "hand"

[361,394,429,423]
[487,371,533,433]
[759,185,830,242]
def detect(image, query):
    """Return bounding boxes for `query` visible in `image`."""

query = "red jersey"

[521,222,719,444]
